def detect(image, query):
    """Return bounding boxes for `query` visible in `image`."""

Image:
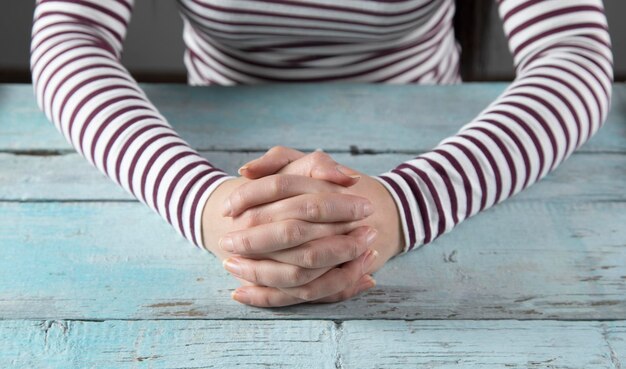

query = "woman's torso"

[176,0,461,85]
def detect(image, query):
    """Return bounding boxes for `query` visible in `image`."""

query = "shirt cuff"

[372,171,425,254]
[189,171,238,251]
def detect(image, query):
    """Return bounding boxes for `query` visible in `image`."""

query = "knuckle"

[269,145,286,154]
[258,293,272,307]
[237,234,254,253]
[241,208,272,228]
[301,247,320,268]
[249,265,260,284]
[305,200,322,221]
[270,175,290,197]
[310,150,329,163]
[232,188,246,210]
[297,287,316,301]
[310,165,325,178]
[348,237,362,259]
[287,266,309,285]
[350,202,361,219]
[241,209,259,228]
[281,220,305,244]
[269,176,281,197]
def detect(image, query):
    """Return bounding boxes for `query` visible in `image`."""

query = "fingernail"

[362,249,378,272]
[222,257,242,277]
[358,275,376,292]
[363,202,374,216]
[239,157,261,173]
[231,289,250,304]
[219,236,235,252]
[237,165,249,175]
[222,198,233,216]
[336,165,361,179]
[314,148,324,152]
[365,228,378,245]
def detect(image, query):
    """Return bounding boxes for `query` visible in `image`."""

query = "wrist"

[369,175,405,258]
[200,176,246,258]
[342,174,405,272]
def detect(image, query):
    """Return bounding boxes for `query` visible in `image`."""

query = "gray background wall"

[2,1,624,82]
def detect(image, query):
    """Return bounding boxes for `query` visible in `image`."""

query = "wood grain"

[606,322,626,369]
[0,319,338,369]
[1,151,624,202]
[1,200,624,320]
[1,83,624,153]
[339,320,626,369]
[0,319,623,369]
[1,83,625,368]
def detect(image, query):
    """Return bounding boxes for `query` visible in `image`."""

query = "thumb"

[309,161,362,187]
[280,148,363,187]
[239,147,362,188]
[237,146,306,179]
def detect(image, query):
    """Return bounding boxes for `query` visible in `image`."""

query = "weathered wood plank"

[1,83,624,153]
[1,151,624,202]
[1,200,624,320]
[339,320,625,369]
[0,319,338,369]
[605,322,626,368]
[0,319,622,369]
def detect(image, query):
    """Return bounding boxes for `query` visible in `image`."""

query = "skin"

[201,146,405,307]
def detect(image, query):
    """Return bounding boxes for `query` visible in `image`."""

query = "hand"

[237,146,404,266]
[220,146,404,305]
[201,173,380,306]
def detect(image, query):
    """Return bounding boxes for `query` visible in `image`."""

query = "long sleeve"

[30,0,236,249]
[373,0,614,253]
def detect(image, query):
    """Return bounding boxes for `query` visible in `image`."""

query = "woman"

[30,0,613,307]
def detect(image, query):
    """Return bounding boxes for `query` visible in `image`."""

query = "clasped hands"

[201,146,404,307]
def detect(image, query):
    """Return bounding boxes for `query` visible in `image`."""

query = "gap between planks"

[2,318,625,322]
[0,148,624,156]
[2,319,624,369]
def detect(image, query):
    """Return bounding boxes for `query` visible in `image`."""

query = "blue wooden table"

[1,83,625,368]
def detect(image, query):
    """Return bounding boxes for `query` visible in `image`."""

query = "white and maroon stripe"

[30,0,613,255]
[374,0,613,252]
[179,0,460,84]
[31,0,235,249]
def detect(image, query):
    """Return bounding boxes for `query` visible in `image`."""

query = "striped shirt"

[30,0,613,253]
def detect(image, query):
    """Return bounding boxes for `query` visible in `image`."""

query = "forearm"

[31,0,235,248]
[376,0,613,253]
